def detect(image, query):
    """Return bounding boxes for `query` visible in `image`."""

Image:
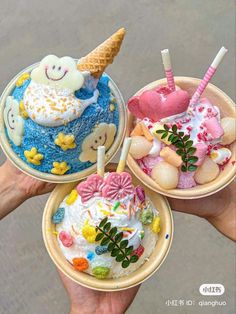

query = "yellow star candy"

[24,147,44,166]
[51,162,70,175]
[19,100,29,119]
[55,133,76,151]
[16,72,30,87]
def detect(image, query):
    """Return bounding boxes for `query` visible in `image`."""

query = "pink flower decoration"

[77,174,104,203]
[102,172,134,200]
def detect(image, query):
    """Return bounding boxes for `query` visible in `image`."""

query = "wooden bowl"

[127,77,236,199]
[0,63,127,183]
[42,164,173,291]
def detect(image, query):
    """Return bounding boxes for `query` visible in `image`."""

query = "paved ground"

[0,0,235,313]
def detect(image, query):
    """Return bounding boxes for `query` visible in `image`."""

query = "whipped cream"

[56,192,159,278]
[24,81,99,127]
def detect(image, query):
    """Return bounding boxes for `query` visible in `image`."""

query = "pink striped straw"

[190,47,228,106]
[161,49,175,91]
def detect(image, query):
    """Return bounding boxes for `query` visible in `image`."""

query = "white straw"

[116,137,132,173]
[211,47,228,69]
[161,49,172,70]
[97,146,105,177]
[161,49,175,91]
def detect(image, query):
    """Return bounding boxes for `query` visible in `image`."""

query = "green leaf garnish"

[95,233,104,241]
[95,218,139,268]
[163,124,198,172]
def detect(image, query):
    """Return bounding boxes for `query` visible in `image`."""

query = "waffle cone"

[77,28,125,78]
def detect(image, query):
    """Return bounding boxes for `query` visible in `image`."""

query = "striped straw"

[161,49,175,91]
[190,47,228,106]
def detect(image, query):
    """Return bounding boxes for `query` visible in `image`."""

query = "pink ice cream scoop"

[204,117,224,139]
[128,86,190,121]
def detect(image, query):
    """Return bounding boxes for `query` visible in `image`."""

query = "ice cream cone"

[42,164,173,291]
[127,77,236,199]
[77,28,126,78]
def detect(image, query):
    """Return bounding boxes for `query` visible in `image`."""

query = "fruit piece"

[152,123,172,145]
[220,117,236,145]
[210,148,232,165]
[151,161,179,189]
[194,157,220,184]
[129,136,152,159]
[160,147,182,167]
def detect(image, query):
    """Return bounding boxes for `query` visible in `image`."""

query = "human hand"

[168,182,236,241]
[58,270,140,314]
[0,160,56,219]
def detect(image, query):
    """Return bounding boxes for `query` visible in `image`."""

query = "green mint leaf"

[115,232,123,243]
[109,227,117,238]
[176,149,184,156]
[122,260,130,268]
[187,147,196,154]
[176,142,184,148]
[156,129,165,134]
[172,124,177,132]
[164,124,169,131]
[168,134,175,141]
[99,217,108,228]
[188,165,198,172]
[181,165,187,172]
[171,135,179,143]
[185,140,194,148]
[111,248,120,257]
[130,255,139,263]
[188,156,198,164]
[181,155,188,162]
[120,240,129,249]
[125,246,134,256]
[183,135,190,141]
[108,242,115,251]
[179,131,184,137]
[101,236,110,246]
[95,233,104,242]
[104,222,111,232]
[161,132,168,139]
[116,253,125,262]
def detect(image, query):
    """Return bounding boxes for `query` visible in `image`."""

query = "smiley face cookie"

[23,55,100,127]
[31,55,84,92]
[79,123,117,163]
[3,96,24,146]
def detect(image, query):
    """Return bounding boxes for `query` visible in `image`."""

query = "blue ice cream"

[6,74,119,174]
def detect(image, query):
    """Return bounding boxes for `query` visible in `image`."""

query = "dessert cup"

[0,64,126,183]
[42,164,173,291]
[127,77,236,199]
